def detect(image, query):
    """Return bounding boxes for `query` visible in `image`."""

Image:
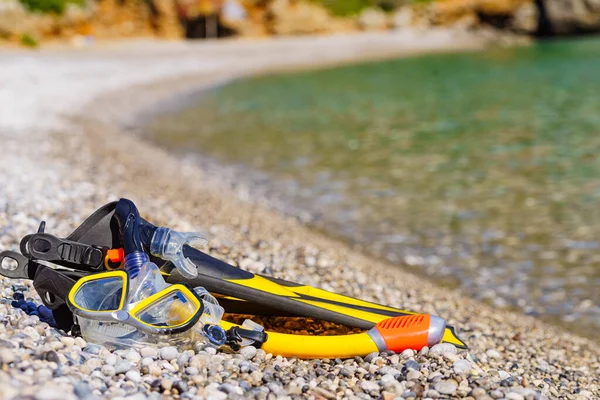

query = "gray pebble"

[104,353,117,365]
[406,370,421,380]
[239,346,257,360]
[360,380,379,392]
[364,352,379,363]
[101,364,115,377]
[404,360,421,371]
[430,343,457,355]
[434,381,457,395]
[452,359,471,374]
[159,346,178,361]
[114,359,132,374]
[73,381,96,400]
[83,344,102,355]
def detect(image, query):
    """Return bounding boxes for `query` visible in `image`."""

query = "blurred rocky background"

[1,0,599,46]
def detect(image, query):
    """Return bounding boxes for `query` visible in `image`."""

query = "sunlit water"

[149,37,600,339]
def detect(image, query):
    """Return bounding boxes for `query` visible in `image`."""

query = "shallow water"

[149,37,600,339]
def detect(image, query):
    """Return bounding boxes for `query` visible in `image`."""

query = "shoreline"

[1,31,599,399]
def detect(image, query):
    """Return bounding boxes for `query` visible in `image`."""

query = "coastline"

[1,31,599,399]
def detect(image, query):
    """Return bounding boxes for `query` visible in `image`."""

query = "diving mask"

[67,262,226,349]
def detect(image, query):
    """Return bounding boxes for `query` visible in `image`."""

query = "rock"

[83,344,102,355]
[400,348,415,358]
[486,349,501,359]
[543,0,600,34]
[506,392,525,400]
[240,346,257,360]
[126,370,141,382]
[101,364,115,377]
[360,380,380,392]
[161,378,173,391]
[359,7,389,31]
[392,7,414,29]
[125,350,141,363]
[0,348,16,364]
[266,0,333,35]
[159,346,178,361]
[59,336,75,347]
[452,359,471,374]
[511,2,539,33]
[406,370,421,380]
[73,381,95,400]
[140,346,158,358]
[434,380,458,395]
[430,343,457,355]
[114,359,132,374]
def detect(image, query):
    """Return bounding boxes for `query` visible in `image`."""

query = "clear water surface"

[149,37,600,339]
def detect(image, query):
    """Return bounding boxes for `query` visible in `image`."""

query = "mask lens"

[73,276,124,312]
[133,288,199,328]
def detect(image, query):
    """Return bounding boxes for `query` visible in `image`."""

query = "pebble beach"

[0,30,599,400]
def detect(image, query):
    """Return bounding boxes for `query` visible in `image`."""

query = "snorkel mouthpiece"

[150,227,208,279]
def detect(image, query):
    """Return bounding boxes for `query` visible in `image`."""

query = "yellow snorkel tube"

[222,313,446,359]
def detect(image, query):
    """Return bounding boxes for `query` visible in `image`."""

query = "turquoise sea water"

[149,38,600,338]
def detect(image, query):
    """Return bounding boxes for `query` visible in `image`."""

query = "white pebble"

[434,380,457,395]
[140,346,158,358]
[486,349,501,359]
[159,346,178,361]
[126,370,141,382]
[126,350,141,363]
[59,337,75,347]
[240,346,257,360]
[452,359,471,374]
[430,343,457,355]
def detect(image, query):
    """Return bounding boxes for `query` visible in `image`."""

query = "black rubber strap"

[21,233,106,271]
[226,326,268,350]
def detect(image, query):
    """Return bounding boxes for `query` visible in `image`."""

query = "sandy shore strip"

[0,31,598,400]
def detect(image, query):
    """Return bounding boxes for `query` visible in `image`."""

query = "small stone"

[114,359,132,374]
[506,392,524,400]
[471,387,486,397]
[430,343,457,355]
[126,350,141,363]
[59,337,75,347]
[486,349,501,359]
[173,380,189,394]
[360,380,380,392]
[104,353,117,365]
[176,352,190,366]
[126,370,141,382]
[434,381,457,395]
[74,337,87,347]
[365,352,379,363]
[159,346,178,361]
[140,346,158,358]
[404,360,421,371]
[406,370,421,380]
[240,346,257,360]
[101,364,115,377]
[453,359,471,374]
[73,382,94,400]
[402,391,417,398]
[490,390,503,399]
[83,344,102,355]
[161,378,173,391]
[401,349,415,358]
